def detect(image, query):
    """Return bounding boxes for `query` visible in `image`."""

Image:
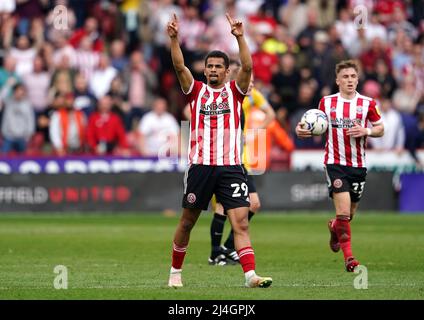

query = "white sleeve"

[49,112,63,149]
[138,115,151,135]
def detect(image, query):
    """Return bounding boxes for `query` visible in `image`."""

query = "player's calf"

[328,219,340,252]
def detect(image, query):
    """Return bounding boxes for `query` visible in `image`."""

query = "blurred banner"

[0,156,185,174]
[0,172,396,212]
[291,150,424,172]
[399,173,424,213]
[254,171,396,211]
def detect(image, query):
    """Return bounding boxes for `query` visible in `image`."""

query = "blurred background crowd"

[0,0,423,168]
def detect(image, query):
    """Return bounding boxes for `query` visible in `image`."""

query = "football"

[300,109,329,136]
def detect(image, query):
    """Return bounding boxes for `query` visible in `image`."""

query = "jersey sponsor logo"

[333,179,343,189]
[199,101,231,116]
[187,193,196,204]
[330,118,357,129]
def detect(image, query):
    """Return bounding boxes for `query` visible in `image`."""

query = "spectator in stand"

[0,55,20,89]
[108,75,130,128]
[306,30,332,90]
[296,8,321,51]
[89,54,117,99]
[345,25,368,58]
[279,0,309,38]
[360,37,392,77]
[109,39,129,73]
[87,95,129,156]
[364,11,388,43]
[251,31,279,86]
[248,3,278,37]
[73,71,97,117]
[369,97,405,152]
[36,91,63,148]
[69,16,104,52]
[49,92,86,156]
[392,32,414,83]
[367,59,397,99]
[291,80,324,149]
[334,8,357,53]
[392,75,422,114]
[137,96,179,157]
[52,34,77,68]
[74,35,100,82]
[123,51,157,130]
[49,54,76,100]
[22,55,51,116]
[15,0,46,35]
[9,34,38,76]
[388,5,418,42]
[321,39,350,96]
[0,81,35,154]
[271,52,301,116]
[178,3,207,59]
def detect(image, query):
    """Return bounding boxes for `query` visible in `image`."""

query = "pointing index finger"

[173,13,178,22]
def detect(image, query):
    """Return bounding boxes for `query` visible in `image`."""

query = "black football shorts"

[324,164,367,203]
[182,164,250,211]
[242,164,257,193]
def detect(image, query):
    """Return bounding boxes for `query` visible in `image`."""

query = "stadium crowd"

[0,0,423,167]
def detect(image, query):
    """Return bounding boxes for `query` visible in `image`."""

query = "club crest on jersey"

[333,179,343,189]
[356,107,363,114]
[220,91,228,99]
[187,193,196,204]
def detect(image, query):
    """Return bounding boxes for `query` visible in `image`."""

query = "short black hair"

[204,50,230,69]
[12,83,25,92]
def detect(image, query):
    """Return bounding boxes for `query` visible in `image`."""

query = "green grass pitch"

[0,213,423,300]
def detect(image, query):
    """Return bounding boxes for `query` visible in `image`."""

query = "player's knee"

[231,218,248,235]
[181,219,195,233]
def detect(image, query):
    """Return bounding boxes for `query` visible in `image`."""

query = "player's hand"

[295,122,312,139]
[226,13,244,37]
[347,123,367,138]
[167,13,179,38]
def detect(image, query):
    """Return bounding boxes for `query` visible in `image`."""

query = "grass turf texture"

[0,213,423,300]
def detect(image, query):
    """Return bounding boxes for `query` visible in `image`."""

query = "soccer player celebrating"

[295,60,384,272]
[167,13,272,288]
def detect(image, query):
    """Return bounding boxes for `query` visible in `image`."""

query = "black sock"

[224,211,256,251]
[210,213,226,258]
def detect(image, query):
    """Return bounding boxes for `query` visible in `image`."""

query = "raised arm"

[226,13,252,94]
[167,14,194,94]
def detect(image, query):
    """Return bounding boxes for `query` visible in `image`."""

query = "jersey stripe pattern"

[319,92,382,168]
[185,80,245,166]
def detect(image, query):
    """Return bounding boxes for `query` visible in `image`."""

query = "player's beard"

[209,75,219,85]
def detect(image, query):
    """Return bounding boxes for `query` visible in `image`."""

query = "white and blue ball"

[300,109,329,136]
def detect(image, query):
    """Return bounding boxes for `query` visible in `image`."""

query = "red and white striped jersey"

[319,92,382,168]
[185,80,245,166]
